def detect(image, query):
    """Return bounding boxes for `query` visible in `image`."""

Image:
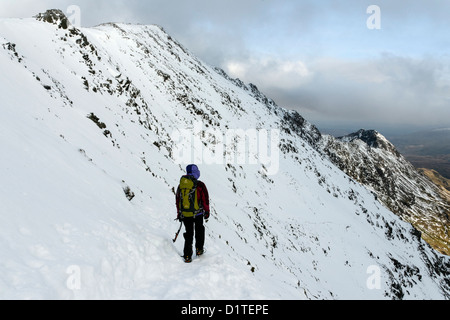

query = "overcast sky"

[1,0,449,135]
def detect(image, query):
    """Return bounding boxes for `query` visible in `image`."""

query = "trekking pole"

[173,220,183,243]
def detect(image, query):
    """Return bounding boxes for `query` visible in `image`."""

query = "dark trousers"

[183,216,205,257]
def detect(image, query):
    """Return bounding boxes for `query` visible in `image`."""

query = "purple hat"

[186,164,200,179]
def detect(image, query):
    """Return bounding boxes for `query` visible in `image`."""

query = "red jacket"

[176,179,210,218]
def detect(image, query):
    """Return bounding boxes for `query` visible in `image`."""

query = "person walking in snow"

[176,164,210,263]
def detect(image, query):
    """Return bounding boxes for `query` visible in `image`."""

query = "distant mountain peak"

[339,129,400,156]
[322,127,449,254]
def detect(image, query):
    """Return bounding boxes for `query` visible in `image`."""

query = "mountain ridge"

[318,129,450,255]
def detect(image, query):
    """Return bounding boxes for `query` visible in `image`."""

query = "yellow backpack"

[179,175,200,218]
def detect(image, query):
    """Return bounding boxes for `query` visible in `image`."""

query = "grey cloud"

[250,55,450,132]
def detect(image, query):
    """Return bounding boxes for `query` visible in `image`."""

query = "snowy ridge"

[0,10,449,299]
[317,130,450,256]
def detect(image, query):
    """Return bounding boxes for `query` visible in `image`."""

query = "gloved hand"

[204,211,210,220]
[177,212,183,221]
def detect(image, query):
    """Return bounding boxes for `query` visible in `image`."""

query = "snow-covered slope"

[0,10,449,300]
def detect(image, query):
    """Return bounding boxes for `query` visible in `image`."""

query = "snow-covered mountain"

[0,9,449,300]
[319,129,450,256]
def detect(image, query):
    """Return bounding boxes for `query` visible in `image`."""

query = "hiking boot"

[196,248,204,256]
[184,256,192,263]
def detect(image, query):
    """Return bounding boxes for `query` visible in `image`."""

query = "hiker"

[176,164,210,263]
